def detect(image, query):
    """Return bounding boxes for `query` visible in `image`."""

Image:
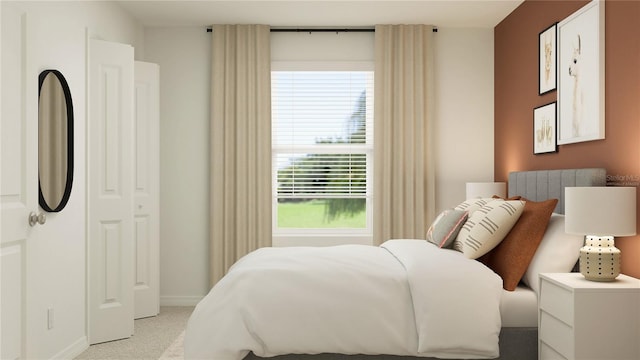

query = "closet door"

[133,61,160,319]
[1,7,34,359]
[87,38,134,344]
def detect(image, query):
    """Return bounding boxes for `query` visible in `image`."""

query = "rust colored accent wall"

[495,0,640,278]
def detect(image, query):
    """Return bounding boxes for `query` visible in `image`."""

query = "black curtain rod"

[271,28,374,33]
[206,27,437,33]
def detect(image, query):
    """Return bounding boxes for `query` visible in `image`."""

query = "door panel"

[0,245,24,360]
[1,6,31,360]
[133,62,159,319]
[88,38,134,344]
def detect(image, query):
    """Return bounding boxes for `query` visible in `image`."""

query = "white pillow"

[453,199,525,259]
[522,214,583,294]
[453,197,497,215]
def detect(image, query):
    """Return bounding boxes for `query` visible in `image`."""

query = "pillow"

[426,210,468,248]
[453,199,525,259]
[453,198,497,215]
[479,198,558,291]
[522,213,583,294]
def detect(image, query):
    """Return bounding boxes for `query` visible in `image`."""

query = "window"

[272,63,374,238]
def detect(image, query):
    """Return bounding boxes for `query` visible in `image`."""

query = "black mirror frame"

[38,69,74,212]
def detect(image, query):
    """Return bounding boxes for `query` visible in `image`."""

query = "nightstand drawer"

[540,278,573,325]
[540,311,573,358]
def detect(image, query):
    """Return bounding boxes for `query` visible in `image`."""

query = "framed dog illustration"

[539,23,557,95]
[557,0,605,145]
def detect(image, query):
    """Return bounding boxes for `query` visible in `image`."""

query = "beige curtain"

[210,24,272,287]
[373,25,436,245]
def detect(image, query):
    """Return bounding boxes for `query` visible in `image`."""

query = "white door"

[87,38,134,344]
[1,7,34,360]
[133,61,160,319]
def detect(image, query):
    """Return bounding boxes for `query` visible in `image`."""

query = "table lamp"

[565,186,636,281]
[465,182,506,200]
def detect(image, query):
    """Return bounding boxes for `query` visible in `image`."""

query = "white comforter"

[185,240,502,360]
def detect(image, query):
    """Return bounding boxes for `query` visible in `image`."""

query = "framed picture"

[539,23,557,95]
[534,102,557,154]
[557,0,605,145]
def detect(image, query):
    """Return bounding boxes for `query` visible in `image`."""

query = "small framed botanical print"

[533,102,557,154]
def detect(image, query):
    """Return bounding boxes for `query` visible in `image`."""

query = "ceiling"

[115,0,524,29]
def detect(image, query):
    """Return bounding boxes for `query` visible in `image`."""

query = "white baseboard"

[51,335,88,360]
[160,295,203,306]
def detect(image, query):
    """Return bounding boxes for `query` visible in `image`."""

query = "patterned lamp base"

[579,235,621,282]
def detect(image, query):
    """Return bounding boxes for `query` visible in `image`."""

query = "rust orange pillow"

[479,198,558,291]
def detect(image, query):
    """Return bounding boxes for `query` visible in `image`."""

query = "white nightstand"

[538,273,640,360]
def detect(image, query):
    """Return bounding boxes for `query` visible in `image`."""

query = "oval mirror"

[38,69,73,212]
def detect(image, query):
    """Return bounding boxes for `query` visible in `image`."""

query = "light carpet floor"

[75,306,193,360]
[158,330,185,360]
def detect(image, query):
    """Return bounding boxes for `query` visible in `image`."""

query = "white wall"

[1,1,142,358]
[271,31,374,61]
[147,27,495,303]
[143,27,212,305]
[433,28,495,213]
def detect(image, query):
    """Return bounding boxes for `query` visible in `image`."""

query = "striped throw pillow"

[453,199,525,259]
[454,197,497,216]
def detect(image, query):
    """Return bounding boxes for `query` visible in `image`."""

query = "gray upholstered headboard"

[508,168,607,214]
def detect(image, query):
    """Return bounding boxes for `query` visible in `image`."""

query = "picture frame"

[557,0,605,145]
[539,23,557,95]
[533,102,557,154]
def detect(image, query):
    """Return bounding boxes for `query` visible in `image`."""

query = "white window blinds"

[272,71,373,201]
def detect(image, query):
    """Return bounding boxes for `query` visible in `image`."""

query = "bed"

[185,168,606,360]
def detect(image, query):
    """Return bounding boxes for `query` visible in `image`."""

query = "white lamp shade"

[565,187,637,236]
[466,182,506,200]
